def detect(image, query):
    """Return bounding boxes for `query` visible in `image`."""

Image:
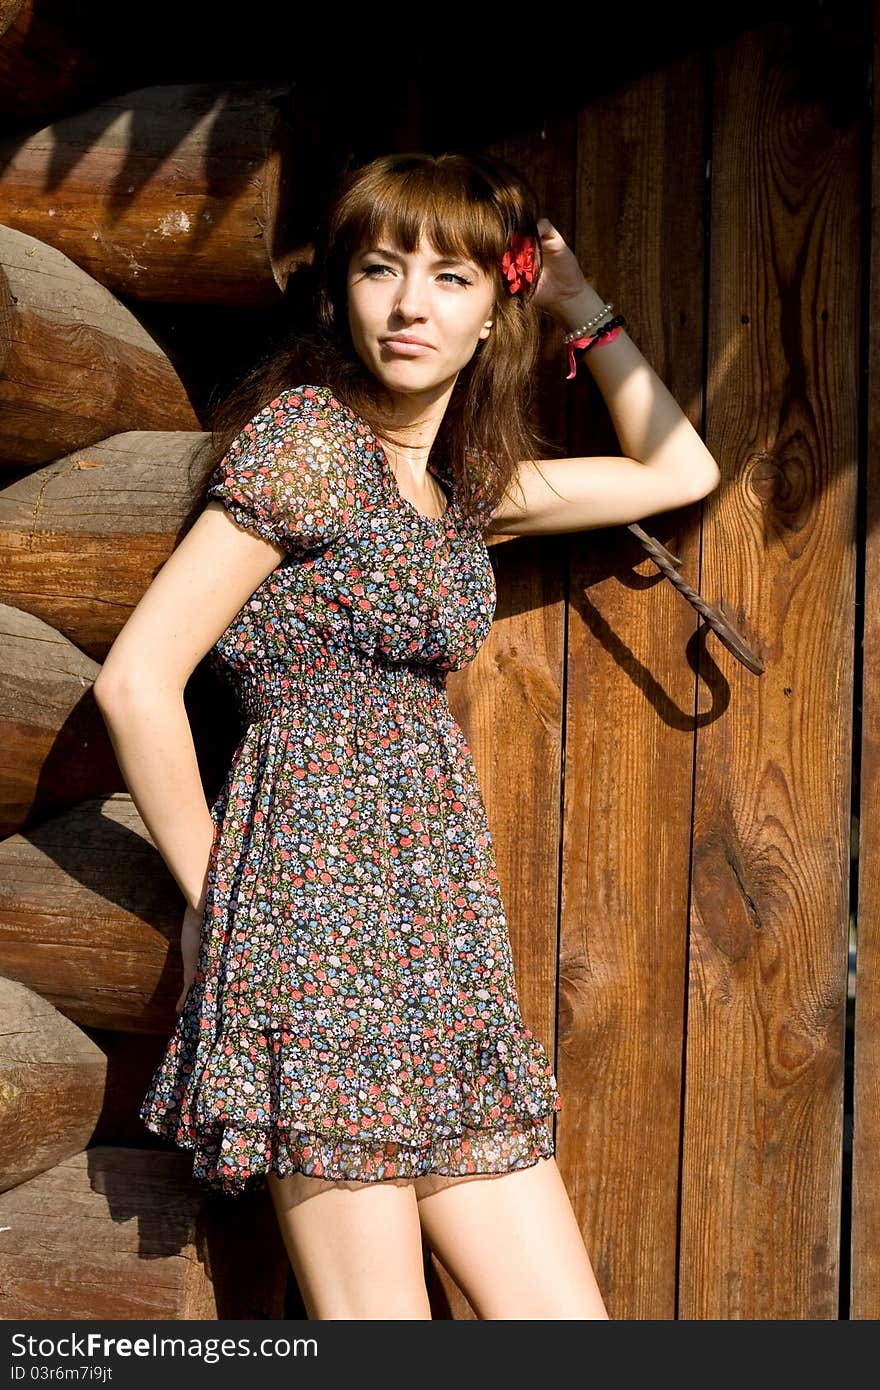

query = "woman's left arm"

[485,222,722,537]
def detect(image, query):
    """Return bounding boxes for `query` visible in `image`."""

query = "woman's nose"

[393,276,429,319]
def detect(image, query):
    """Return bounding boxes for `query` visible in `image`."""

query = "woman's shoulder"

[276,381,337,411]
[207,382,365,552]
[275,382,362,428]
[265,382,379,459]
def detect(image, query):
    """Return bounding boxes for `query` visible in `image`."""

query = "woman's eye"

[364,264,472,287]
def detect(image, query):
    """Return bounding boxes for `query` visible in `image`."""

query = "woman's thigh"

[414,1155,610,1319]
[266,1170,432,1320]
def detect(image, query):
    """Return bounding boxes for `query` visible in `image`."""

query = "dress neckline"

[370,435,456,530]
[289,383,458,536]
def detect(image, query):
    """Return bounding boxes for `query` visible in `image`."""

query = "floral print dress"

[139,382,562,1196]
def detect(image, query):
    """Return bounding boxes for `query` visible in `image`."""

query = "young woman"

[94,150,720,1321]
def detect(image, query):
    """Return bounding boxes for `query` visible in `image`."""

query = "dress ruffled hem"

[139,1009,562,1197]
[140,1110,558,1197]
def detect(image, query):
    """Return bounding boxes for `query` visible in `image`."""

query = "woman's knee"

[267,1170,432,1319]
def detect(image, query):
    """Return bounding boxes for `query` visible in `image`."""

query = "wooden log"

[0,976,107,1193]
[0,428,210,660]
[0,1147,289,1319]
[0,226,200,469]
[0,81,305,307]
[0,792,190,1035]
[84,1026,179,1149]
[0,605,121,838]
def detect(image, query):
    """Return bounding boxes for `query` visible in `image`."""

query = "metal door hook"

[627,523,765,675]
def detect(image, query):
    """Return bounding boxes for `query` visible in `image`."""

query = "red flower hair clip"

[501,233,536,295]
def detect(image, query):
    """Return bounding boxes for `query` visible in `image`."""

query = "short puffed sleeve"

[205,385,359,556]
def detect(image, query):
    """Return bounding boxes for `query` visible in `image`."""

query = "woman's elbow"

[92,668,121,710]
[692,457,722,501]
[92,665,175,713]
[93,669,139,715]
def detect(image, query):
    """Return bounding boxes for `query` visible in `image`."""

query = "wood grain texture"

[0,82,301,306]
[0,226,199,467]
[0,604,120,836]
[851,0,880,1325]
[0,976,107,1193]
[82,1026,175,1150]
[0,1146,288,1319]
[556,52,708,1321]
[680,19,859,1318]
[0,793,189,1034]
[0,429,210,660]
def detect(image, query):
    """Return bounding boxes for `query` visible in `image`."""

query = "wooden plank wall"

[853,0,880,1327]
[682,18,859,1320]
[438,3,874,1319]
[562,49,708,1321]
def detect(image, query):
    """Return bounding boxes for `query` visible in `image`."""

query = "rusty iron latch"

[627,523,764,675]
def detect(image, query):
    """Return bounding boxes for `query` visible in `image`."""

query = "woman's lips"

[381,340,434,355]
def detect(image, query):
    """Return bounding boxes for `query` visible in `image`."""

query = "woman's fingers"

[537,217,563,242]
[174,978,193,1015]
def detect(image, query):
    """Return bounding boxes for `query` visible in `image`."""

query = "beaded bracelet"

[581,313,625,347]
[562,302,615,343]
[565,313,626,378]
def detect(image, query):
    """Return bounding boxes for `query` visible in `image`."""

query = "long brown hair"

[185,149,557,534]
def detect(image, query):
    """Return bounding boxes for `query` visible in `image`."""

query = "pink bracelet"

[564,313,626,379]
[566,325,622,378]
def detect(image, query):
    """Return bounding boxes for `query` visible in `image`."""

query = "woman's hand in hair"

[531,217,592,317]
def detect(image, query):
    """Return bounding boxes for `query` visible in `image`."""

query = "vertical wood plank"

[681,17,861,1318]
[852,0,880,1323]
[560,53,709,1318]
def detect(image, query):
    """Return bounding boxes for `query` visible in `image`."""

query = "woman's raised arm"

[494,226,722,537]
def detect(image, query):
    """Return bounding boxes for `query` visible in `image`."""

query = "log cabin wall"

[0,0,875,1320]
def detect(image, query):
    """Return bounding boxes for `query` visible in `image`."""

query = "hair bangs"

[341,159,508,280]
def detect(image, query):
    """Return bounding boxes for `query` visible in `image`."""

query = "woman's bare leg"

[414,1154,610,1319]
[267,1170,432,1320]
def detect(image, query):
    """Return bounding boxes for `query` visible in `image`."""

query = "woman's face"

[346,235,497,400]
